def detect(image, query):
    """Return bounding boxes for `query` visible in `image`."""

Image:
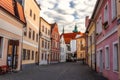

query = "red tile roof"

[62,32,83,44]
[0,0,26,23]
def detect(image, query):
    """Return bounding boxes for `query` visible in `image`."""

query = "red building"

[50,23,60,63]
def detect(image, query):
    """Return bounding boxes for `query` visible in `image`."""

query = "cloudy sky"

[37,0,97,34]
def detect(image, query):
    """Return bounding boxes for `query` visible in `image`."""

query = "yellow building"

[86,17,96,70]
[0,0,26,71]
[76,34,86,62]
[21,0,40,66]
[39,17,51,65]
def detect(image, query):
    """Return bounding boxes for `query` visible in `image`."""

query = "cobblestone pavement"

[0,62,108,80]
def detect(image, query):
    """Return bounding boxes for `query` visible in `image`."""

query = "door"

[99,50,103,73]
[35,52,39,64]
[7,40,19,70]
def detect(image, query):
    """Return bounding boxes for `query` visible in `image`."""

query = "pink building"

[93,0,119,80]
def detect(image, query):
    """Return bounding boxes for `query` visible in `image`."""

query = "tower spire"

[62,26,64,34]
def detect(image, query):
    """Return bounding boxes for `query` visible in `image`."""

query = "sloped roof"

[62,32,82,44]
[0,0,26,23]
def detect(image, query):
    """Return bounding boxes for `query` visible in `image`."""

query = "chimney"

[85,16,89,28]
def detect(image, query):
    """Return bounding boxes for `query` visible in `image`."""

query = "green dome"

[73,25,78,33]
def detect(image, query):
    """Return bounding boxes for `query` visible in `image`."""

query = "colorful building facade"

[0,0,25,71]
[85,16,96,70]
[39,17,51,65]
[93,0,119,80]
[76,34,86,61]
[50,23,60,63]
[21,0,40,66]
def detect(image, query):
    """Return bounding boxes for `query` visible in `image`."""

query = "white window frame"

[96,15,102,34]
[113,41,119,72]
[96,47,103,67]
[104,2,109,23]
[0,37,4,59]
[105,45,110,70]
[111,0,117,20]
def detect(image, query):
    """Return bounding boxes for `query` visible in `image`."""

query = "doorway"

[7,40,19,71]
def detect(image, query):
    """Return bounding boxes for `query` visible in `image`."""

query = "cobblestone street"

[0,62,108,80]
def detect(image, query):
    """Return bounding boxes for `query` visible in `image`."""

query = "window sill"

[113,69,119,73]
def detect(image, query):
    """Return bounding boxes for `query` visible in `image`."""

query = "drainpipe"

[37,17,41,65]
[94,23,97,72]
[20,25,26,70]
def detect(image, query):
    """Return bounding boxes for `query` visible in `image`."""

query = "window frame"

[113,41,119,72]
[29,28,32,39]
[105,45,110,70]
[111,0,117,20]
[30,9,32,17]
[22,49,26,60]
[32,51,34,60]
[33,30,35,40]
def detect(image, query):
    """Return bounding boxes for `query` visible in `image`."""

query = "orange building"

[0,0,26,71]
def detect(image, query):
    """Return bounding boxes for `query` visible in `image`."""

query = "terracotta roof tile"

[0,0,15,15]
[16,2,26,23]
[62,32,82,44]
[0,0,26,23]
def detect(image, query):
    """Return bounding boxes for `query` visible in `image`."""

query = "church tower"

[73,24,78,33]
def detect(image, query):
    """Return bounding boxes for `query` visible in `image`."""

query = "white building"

[70,39,76,55]
[60,35,67,62]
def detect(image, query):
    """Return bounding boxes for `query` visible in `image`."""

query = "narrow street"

[0,62,107,80]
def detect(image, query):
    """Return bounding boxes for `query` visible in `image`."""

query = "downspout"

[37,17,41,65]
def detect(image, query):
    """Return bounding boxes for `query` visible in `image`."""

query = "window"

[27,50,30,60]
[113,42,118,71]
[105,46,110,69]
[33,14,36,20]
[45,28,47,34]
[42,25,44,32]
[111,0,117,20]
[67,45,70,51]
[29,28,32,39]
[22,49,26,60]
[48,42,50,49]
[96,16,102,34]
[45,40,47,49]
[33,31,35,40]
[36,34,38,42]
[0,37,3,58]
[45,54,47,60]
[30,9,32,17]
[32,51,34,60]
[104,3,109,22]
[48,30,50,35]
[42,39,44,48]
[24,29,27,36]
